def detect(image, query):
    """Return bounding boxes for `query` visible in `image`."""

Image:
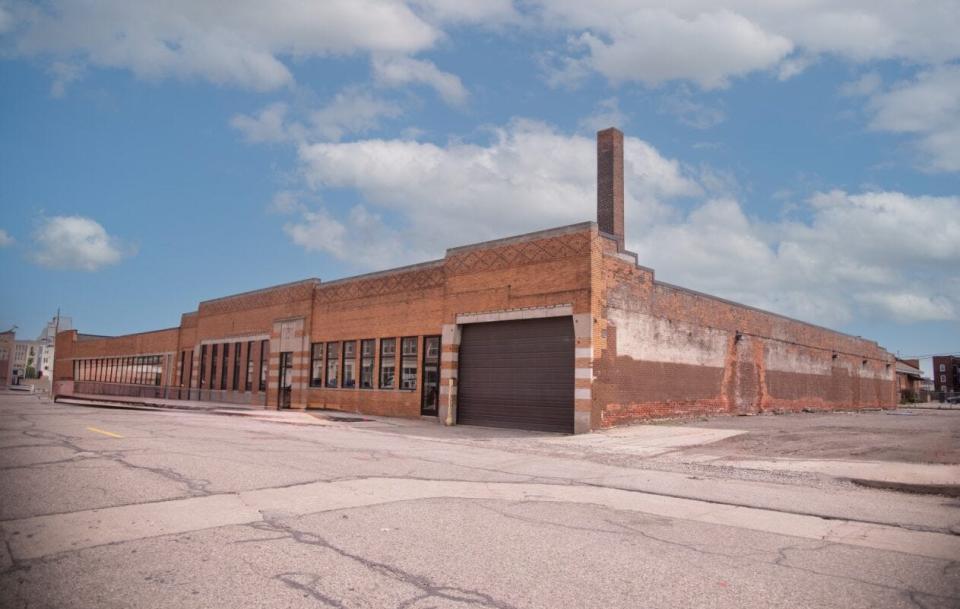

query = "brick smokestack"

[597,127,624,250]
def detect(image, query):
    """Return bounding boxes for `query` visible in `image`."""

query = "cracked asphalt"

[1,393,958,608]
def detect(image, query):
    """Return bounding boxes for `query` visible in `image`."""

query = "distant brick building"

[932,355,960,393]
[54,128,897,433]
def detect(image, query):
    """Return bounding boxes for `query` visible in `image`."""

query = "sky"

[0,1,958,370]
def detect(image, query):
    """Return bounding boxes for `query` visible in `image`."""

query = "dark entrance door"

[421,335,441,416]
[457,317,574,433]
[278,351,292,409]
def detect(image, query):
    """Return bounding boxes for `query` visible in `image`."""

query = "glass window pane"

[325,342,339,388]
[401,337,417,390]
[380,338,396,389]
[342,341,356,388]
[421,336,441,413]
[360,340,375,389]
[259,340,269,391]
[310,343,323,387]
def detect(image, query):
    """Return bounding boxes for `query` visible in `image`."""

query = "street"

[1,393,958,609]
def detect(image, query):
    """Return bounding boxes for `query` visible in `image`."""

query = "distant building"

[12,340,39,382]
[35,315,73,379]
[932,355,960,393]
[895,359,924,402]
[0,329,14,386]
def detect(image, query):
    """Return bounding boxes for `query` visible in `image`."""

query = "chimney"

[597,127,624,250]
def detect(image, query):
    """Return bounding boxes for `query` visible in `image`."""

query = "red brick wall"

[307,226,594,417]
[593,241,897,426]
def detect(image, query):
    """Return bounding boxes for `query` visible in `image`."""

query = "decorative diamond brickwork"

[446,232,591,276]
[315,267,445,304]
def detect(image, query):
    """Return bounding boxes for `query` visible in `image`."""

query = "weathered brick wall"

[593,242,897,426]
[307,225,594,417]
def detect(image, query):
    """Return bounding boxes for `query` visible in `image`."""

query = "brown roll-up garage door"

[457,316,574,433]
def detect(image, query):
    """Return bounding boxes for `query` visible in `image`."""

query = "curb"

[847,478,960,498]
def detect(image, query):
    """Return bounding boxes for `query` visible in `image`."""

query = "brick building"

[54,128,897,433]
[932,355,960,393]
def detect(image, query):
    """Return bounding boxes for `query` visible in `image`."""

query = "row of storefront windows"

[191,340,269,392]
[310,336,441,394]
[73,355,163,386]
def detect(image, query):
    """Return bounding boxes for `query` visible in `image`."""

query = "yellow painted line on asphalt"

[86,426,124,438]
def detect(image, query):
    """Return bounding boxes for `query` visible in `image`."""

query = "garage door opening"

[457,316,575,433]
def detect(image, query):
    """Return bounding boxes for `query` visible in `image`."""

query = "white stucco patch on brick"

[607,309,727,368]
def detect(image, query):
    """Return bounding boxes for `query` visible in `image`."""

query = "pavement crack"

[274,572,348,608]
[251,517,522,609]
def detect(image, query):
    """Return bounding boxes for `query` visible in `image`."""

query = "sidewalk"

[55,393,338,426]
[57,392,255,412]
[904,401,960,410]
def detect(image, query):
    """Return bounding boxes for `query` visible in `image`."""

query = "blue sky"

[0,1,957,367]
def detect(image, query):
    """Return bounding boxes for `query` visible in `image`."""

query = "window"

[380,338,396,389]
[232,343,241,391]
[400,337,418,390]
[360,340,375,389]
[421,336,441,414]
[325,342,340,388]
[244,341,253,391]
[199,346,207,388]
[185,350,193,389]
[941,364,946,372]
[342,341,356,388]
[220,343,229,390]
[310,343,323,387]
[210,345,218,390]
[942,375,947,383]
[259,340,268,391]
[179,351,186,386]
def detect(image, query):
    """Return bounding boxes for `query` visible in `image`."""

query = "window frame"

[342,341,357,388]
[325,341,340,388]
[310,342,324,387]
[244,340,253,391]
[400,336,418,391]
[220,343,229,390]
[379,338,396,389]
[360,339,375,389]
[199,346,207,389]
[232,343,241,391]
[259,339,269,392]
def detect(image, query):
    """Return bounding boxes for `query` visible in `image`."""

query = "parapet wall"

[593,247,896,427]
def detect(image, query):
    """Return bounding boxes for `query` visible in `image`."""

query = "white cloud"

[866,65,960,172]
[31,216,130,271]
[310,87,404,141]
[658,87,725,129]
[410,0,518,25]
[574,10,793,89]
[231,88,403,144]
[285,205,410,269]
[288,120,698,267]
[632,190,960,324]
[839,71,882,97]
[12,0,440,91]
[230,102,292,144]
[48,61,84,97]
[534,1,960,88]
[0,228,13,247]
[372,55,468,105]
[578,97,629,133]
[280,118,958,326]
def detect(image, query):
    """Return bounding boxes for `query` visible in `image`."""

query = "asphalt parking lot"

[1,393,958,609]
[682,407,960,464]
